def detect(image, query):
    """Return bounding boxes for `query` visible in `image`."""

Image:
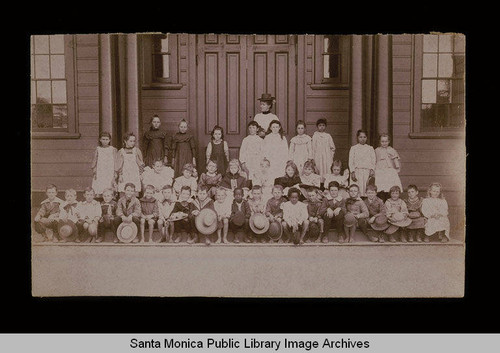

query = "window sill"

[309,83,349,90]
[408,131,465,139]
[32,132,81,139]
[142,83,184,90]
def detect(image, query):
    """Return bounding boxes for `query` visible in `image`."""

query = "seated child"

[404,184,426,242]
[247,185,267,243]
[305,187,324,243]
[265,185,287,243]
[34,184,64,242]
[198,160,222,199]
[229,188,251,243]
[139,184,160,243]
[421,182,450,243]
[188,185,215,245]
[300,160,322,201]
[97,188,121,243]
[319,181,346,243]
[281,187,309,245]
[220,159,249,201]
[76,187,102,243]
[274,160,302,199]
[251,158,274,204]
[384,185,410,243]
[57,188,80,242]
[158,185,176,243]
[141,160,175,202]
[173,163,198,199]
[343,184,369,243]
[116,183,142,243]
[323,159,349,199]
[171,185,193,243]
[364,184,386,242]
[214,187,232,244]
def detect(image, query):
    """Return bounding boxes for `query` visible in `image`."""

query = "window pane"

[454,35,465,53]
[438,53,454,77]
[53,105,68,128]
[32,104,53,128]
[423,35,438,52]
[421,104,449,131]
[450,104,464,128]
[31,54,35,79]
[323,54,339,79]
[422,54,437,77]
[160,35,169,52]
[324,37,329,53]
[34,55,50,79]
[437,79,451,103]
[153,54,169,79]
[422,79,436,103]
[50,55,65,79]
[31,81,36,105]
[49,35,65,54]
[52,81,67,104]
[34,35,50,54]
[438,35,453,52]
[153,34,169,53]
[454,54,465,78]
[36,81,52,103]
[451,79,465,104]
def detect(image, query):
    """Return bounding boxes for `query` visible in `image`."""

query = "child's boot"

[400,230,407,243]
[378,233,385,243]
[389,234,397,243]
[440,231,448,243]
[408,230,414,242]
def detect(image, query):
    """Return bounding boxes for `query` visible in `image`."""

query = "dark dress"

[171,132,197,177]
[209,141,228,175]
[220,172,248,191]
[143,128,169,167]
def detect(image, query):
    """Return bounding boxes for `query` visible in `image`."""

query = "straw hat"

[232,211,246,228]
[388,212,412,228]
[257,93,275,102]
[195,208,218,235]
[267,220,282,241]
[57,220,78,241]
[344,213,357,228]
[249,213,270,235]
[370,215,390,231]
[116,222,138,243]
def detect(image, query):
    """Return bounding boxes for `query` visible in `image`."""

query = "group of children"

[33,93,451,245]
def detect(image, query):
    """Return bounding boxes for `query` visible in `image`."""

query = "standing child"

[142,114,170,168]
[170,186,193,243]
[253,93,279,133]
[171,119,197,178]
[239,121,263,181]
[158,185,176,243]
[364,184,387,242]
[251,158,275,204]
[421,182,451,243]
[247,185,267,243]
[319,181,346,243]
[97,188,121,243]
[214,188,232,243]
[305,187,325,243]
[323,159,350,200]
[173,163,198,199]
[384,185,412,243]
[263,120,289,181]
[281,187,309,245]
[34,184,63,242]
[139,184,160,243]
[141,159,174,202]
[188,185,215,245]
[348,129,376,197]
[116,183,142,243]
[265,185,287,243]
[405,184,426,243]
[206,125,230,177]
[311,118,336,178]
[343,184,370,243]
[91,132,118,199]
[57,189,80,242]
[374,133,402,202]
[198,160,222,199]
[116,132,145,198]
[75,187,102,243]
[300,160,322,201]
[274,161,302,198]
[220,159,249,201]
[229,188,251,243]
[288,120,313,174]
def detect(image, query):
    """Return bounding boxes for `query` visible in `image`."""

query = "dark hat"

[257,93,275,102]
[195,208,218,235]
[57,220,78,241]
[249,213,270,235]
[117,222,138,243]
[232,211,246,228]
[344,213,357,228]
[307,221,321,239]
[370,214,390,231]
[268,220,282,241]
[407,212,426,229]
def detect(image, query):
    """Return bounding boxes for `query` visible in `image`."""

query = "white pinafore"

[118,148,141,193]
[92,146,115,195]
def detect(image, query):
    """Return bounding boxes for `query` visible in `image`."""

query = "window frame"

[410,34,465,139]
[311,34,350,89]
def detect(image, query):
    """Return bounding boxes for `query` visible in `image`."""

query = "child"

[343,184,369,243]
[323,159,350,200]
[142,114,170,168]
[220,159,249,200]
[229,188,251,243]
[247,185,267,243]
[171,186,193,243]
[250,158,275,204]
[364,184,387,242]
[57,188,80,242]
[34,184,64,242]
[214,187,232,243]
[116,132,145,198]
[374,133,402,202]
[239,121,263,181]
[405,184,426,243]
[188,185,215,245]
[76,187,102,243]
[173,163,198,199]
[198,160,222,199]
[254,93,279,133]
[421,182,450,243]
[139,184,160,243]
[311,118,336,178]
[116,183,142,243]
[206,125,230,177]
[97,188,121,243]
[281,187,309,245]
[348,129,376,197]
[274,160,302,198]
[385,185,411,242]
[265,185,287,243]
[300,160,322,201]
[257,126,266,139]
[319,181,346,243]
[288,120,313,173]
[158,185,176,243]
[305,187,325,243]
[91,131,118,199]
[263,120,289,181]
[171,119,197,178]
[141,159,175,202]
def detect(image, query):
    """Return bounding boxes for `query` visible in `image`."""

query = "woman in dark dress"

[143,115,169,167]
[171,119,197,178]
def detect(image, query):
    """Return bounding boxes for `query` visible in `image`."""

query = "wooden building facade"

[30,33,465,235]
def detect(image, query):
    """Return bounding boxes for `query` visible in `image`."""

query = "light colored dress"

[141,166,175,201]
[311,131,336,178]
[239,135,263,181]
[117,147,144,193]
[263,133,289,181]
[254,112,279,132]
[91,146,117,195]
[421,197,450,239]
[323,170,350,199]
[172,175,198,198]
[348,143,376,197]
[214,198,232,219]
[375,146,402,193]
[289,134,312,173]
[281,201,308,226]
[251,170,275,204]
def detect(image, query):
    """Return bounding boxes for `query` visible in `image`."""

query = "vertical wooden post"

[126,34,141,140]
[99,34,115,143]
[376,34,391,139]
[350,35,363,146]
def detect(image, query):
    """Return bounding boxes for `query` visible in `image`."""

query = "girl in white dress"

[311,118,336,178]
[288,120,313,173]
[374,133,402,202]
[117,132,145,198]
[253,93,279,133]
[91,132,117,198]
[141,159,175,202]
[323,159,350,200]
[239,121,263,181]
[263,120,289,182]
[348,130,376,197]
[250,158,275,204]
[421,182,451,242]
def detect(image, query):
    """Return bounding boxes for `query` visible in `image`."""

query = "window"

[31,35,78,138]
[313,35,350,88]
[141,33,180,89]
[152,34,170,81]
[412,34,465,137]
[323,36,340,79]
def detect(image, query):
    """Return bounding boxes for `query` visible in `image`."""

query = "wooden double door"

[196,34,297,171]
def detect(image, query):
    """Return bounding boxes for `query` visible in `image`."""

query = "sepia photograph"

[30,33,466,297]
